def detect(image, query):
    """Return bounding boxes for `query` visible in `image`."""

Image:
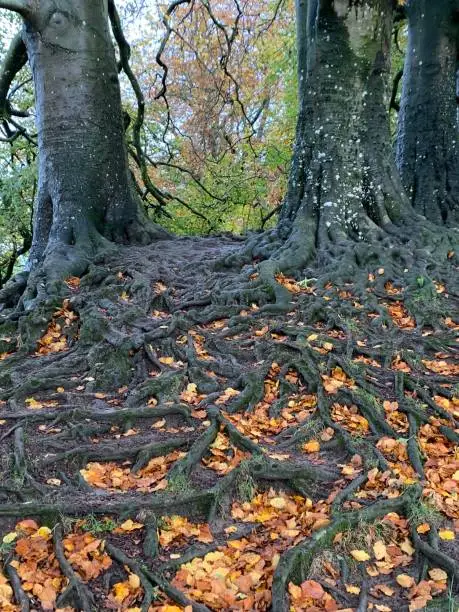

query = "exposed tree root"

[0,232,457,610]
[53,525,95,611]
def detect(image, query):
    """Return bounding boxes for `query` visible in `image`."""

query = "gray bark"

[396,0,459,224]
[18,0,166,280]
[278,0,409,266]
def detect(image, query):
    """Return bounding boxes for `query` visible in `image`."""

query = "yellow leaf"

[2,532,17,544]
[416,523,430,534]
[119,519,144,532]
[373,540,386,560]
[288,583,302,600]
[113,582,130,602]
[56,387,65,393]
[159,356,174,365]
[35,526,52,538]
[396,574,414,588]
[346,584,361,594]
[307,334,318,342]
[439,530,455,541]
[25,397,43,409]
[0,583,13,602]
[269,497,286,509]
[351,550,370,562]
[128,574,141,590]
[428,568,447,582]
[400,538,414,555]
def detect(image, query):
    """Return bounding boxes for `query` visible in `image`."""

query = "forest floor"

[0,235,458,612]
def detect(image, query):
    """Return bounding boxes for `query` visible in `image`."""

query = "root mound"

[0,234,457,612]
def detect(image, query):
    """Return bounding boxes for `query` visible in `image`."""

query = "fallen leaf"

[438,530,455,541]
[428,568,447,582]
[351,550,370,562]
[301,579,324,599]
[159,356,175,365]
[373,540,387,560]
[303,440,320,453]
[396,574,414,588]
[269,497,287,510]
[118,519,144,532]
[46,478,62,487]
[2,532,17,544]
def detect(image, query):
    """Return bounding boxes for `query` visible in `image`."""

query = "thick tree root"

[0,233,457,611]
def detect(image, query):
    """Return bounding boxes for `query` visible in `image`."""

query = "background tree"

[0,0,167,309]
[221,0,457,308]
[0,0,297,271]
[266,0,410,268]
[396,0,459,224]
[0,11,34,288]
[126,0,296,234]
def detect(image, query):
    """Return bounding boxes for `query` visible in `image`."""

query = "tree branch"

[108,0,171,209]
[155,0,192,101]
[149,158,226,203]
[389,68,403,112]
[0,32,27,119]
[0,0,32,19]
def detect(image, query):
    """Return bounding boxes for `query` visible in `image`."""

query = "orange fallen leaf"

[303,440,320,453]
[396,574,414,588]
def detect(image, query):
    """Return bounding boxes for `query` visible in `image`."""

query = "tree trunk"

[22,0,166,282]
[396,0,459,224]
[273,0,411,272]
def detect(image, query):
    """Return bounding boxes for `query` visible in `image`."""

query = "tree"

[222,0,457,310]
[396,0,459,224]
[128,0,296,235]
[0,0,167,308]
[0,3,457,612]
[278,0,406,259]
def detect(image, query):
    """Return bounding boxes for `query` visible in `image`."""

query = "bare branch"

[108,0,171,209]
[155,0,192,101]
[151,159,226,203]
[256,0,286,37]
[154,0,193,151]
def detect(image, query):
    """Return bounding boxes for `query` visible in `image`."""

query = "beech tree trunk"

[20,0,166,282]
[273,0,410,271]
[396,0,459,224]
